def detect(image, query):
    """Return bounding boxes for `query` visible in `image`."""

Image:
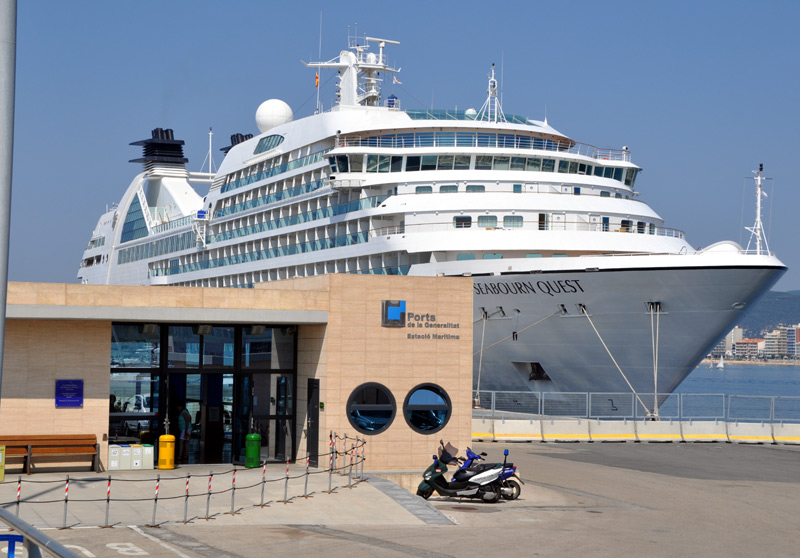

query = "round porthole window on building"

[403,384,451,434]
[346,383,396,435]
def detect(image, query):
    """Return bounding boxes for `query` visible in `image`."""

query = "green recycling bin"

[245,433,262,468]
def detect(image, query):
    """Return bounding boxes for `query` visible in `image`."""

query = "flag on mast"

[315,72,319,88]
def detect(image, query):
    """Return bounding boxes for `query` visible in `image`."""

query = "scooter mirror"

[480,452,488,456]
[504,449,509,456]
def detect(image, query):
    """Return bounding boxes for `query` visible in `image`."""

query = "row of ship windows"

[86,236,106,250]
[330,154,637,186]
[451,214,656,234]
[342,131,564,152]
[414,184,626,198]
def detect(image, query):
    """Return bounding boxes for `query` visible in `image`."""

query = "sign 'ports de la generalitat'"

[381,300,461,340]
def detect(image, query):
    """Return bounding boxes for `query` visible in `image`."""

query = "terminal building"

[0,275,473,471]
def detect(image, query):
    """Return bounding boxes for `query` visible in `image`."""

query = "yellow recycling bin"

[158,435,175,470]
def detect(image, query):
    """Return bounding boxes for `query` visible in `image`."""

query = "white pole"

[0,0,17,409]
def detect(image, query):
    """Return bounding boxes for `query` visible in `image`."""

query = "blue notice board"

[55,379,84,408]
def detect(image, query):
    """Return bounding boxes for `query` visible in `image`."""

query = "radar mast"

[745,164,770,255]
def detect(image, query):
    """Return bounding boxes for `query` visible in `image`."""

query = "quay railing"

[473,391,800,423]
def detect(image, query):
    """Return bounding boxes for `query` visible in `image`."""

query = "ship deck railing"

[472,390,800,423]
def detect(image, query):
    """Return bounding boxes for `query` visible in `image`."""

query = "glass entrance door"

[169,373,233,464]
[233,373,294,463]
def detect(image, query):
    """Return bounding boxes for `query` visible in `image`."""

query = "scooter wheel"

[416,487,433,500]
[502,479,521,500]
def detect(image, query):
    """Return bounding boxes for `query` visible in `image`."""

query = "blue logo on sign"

[382,300,406,327]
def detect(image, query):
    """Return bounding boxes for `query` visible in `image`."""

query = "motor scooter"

[459,446,523,500]
[416,441,511,502]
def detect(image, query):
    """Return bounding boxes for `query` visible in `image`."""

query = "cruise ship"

[78,35,786,407]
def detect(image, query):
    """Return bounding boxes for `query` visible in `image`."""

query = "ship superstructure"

[79,35,786,406]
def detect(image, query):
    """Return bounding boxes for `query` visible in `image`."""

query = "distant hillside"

[735,291,800,337]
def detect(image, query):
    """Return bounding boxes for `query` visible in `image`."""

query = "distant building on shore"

[710,326,745,358]
[734,338,764,360]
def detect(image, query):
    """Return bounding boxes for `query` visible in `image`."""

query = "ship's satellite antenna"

[744,163,770,255]
[476,63,506,123]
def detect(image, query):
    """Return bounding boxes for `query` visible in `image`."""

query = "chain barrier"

[0,431,367,529]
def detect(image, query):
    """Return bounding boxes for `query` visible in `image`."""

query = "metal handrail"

[473,391,800,422]
[0,506,79,558]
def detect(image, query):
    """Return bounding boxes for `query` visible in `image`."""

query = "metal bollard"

[282,460,291,503]
[15,476,20,517]
[61,475,69,529]
[183,474,190,523]
[303,456,310,498]
[260,463,267,507]
[348,444,354,488]
[342,434,347,475]
[104,476,111,528]
[331,431,337,472]
[360,438,366,480]
[229,469,237,514]
[149,474,160,527]
[204,471,213,520]
[328,440,334,493]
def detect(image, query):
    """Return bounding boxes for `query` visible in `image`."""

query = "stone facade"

[2,276,473,472]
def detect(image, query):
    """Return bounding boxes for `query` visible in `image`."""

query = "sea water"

[673,364,800,420]
[676,363,800,397]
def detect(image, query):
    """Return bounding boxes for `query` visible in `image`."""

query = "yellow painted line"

[729,436,773,440]
[542,434,591,440]
[493,433,539,438]
[589,434,636,439]
[773,437,800,442]
[471,433,493,438]
[636,434,682,439]
[682,434,728,439]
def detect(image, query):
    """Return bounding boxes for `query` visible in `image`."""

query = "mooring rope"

[580,304,652,416]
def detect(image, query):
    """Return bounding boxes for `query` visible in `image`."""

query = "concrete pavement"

[0,442,798,557]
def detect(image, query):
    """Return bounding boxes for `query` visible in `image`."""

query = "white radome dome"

[255,99,293,133]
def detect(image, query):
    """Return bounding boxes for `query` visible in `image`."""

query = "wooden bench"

[0,435,99,474]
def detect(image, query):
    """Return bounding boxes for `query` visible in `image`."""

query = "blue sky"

[10,1,800,290]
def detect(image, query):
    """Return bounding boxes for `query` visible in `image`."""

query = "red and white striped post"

[183,474,190,523]
[328,437,334,493]
[360,437,366,480]
[282,460,291,503]
[104,475,111,527]
[15,476,20,517]
[260,463,268,507]
[348,444,354,488]
[149,474,160,527]
[62,475,69,529]
[229,469,237,514]
[303,456,310,498]
[204,471,213,520]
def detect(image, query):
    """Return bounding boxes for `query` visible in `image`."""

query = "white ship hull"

[466,254,784,394]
